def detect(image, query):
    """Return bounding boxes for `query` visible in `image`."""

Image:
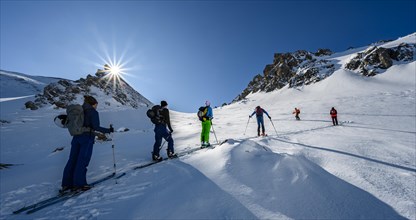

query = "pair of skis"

[13,139,228,215]
[133,139,228,170]
[13,172,126,215]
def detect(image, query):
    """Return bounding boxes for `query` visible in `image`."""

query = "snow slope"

[0,70,62,117]
[0,70,61,101]
[0,35,415,219]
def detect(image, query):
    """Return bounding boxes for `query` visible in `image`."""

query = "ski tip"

[219,139,228,145]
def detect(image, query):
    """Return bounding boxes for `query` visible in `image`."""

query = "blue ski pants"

[62,134,95,187]
[153,124,174,156]
[256,116,265,135]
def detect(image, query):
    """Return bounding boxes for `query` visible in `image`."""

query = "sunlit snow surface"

[1,35,415,219]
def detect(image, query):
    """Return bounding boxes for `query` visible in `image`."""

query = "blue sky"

[1,0,415,112]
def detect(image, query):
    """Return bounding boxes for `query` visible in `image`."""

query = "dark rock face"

[233,49,336,102]
[24,101,38,110]
[345,43,415,76]
[29,67,152,109]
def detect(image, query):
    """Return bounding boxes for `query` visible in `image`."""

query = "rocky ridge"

[25,66,152,110]
[233,37,415,102]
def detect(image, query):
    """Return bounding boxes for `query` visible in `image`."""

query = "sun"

[101,62,128,90]
[91,43,136,91]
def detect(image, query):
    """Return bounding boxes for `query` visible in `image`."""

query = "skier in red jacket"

[330,107,338,126]
[293,108,300,120]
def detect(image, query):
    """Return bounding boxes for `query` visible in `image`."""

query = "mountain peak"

[233,33,415,103]
[25,66,152,110]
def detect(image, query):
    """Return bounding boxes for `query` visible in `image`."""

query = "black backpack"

[197,106,207,121]
[147,105,164,124]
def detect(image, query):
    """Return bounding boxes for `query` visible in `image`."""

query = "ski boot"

[201,142,211,149]
[167,151,178,159]
[152,154,163,161]
[72,185,92,192]
[59,186,72,194]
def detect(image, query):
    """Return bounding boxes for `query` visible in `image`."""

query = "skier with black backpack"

[198,101,213,147]
[61,95,114,193]
[147,100,176,161]
[249,106,271,136]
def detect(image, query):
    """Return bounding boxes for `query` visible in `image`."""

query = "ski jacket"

[250,108,270,118]
[205,106,213,120]
[82,103,111,134]
[330,108,337,117]
[293,109,300,115]
[161,107,173,132]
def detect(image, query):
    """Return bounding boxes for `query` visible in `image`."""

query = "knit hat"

[84,95,98,105]
[205,100,210,106]
[161,100,168,107]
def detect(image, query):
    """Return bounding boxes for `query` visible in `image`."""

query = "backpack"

[256,107,263,116]
[197,106,207,121]
[147,105,164,124]
[65,104,91,136]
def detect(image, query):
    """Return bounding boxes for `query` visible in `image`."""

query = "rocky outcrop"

[233,49,335,102]
[345,43,415,76]
[234,38,415,103]
[27,66,152,110]
[24,101,38,110]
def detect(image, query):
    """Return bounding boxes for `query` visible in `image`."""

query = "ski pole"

[269,118,278,136]
[211,121,219,145]
[110,130,118,184]
[244,117,251,135]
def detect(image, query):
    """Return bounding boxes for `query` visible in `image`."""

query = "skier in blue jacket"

[61,96,113,192]
[249,106,271,136]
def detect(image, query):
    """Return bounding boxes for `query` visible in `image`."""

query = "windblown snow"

[1,34,415,219]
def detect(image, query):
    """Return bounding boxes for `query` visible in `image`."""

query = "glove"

[109,124,114,133]
[169,130,174,134]
[249,115,252,118]
[268,116,271,119]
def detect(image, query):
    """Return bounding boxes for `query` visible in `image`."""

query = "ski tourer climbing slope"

[249,106,271,136]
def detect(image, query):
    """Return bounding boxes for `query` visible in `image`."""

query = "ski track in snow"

[1,40,415,219]
[1,86,415,219]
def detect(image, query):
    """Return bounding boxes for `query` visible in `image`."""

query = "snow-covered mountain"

[0,70,63,103]
[0,33,415,220]
[0,67,152,113]
[233,33,416,102]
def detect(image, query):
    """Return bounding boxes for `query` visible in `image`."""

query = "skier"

[293,107,300,120]
[249,106,271,136]
[330,107,338,126]
[61,95,114,192]
[200,100,213,147]
[152,100,176,161]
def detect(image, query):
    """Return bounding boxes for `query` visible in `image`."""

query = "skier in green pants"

[199,100,213,147]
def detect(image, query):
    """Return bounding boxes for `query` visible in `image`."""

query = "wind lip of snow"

[0,95,35,103]
[0,71,46,85]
